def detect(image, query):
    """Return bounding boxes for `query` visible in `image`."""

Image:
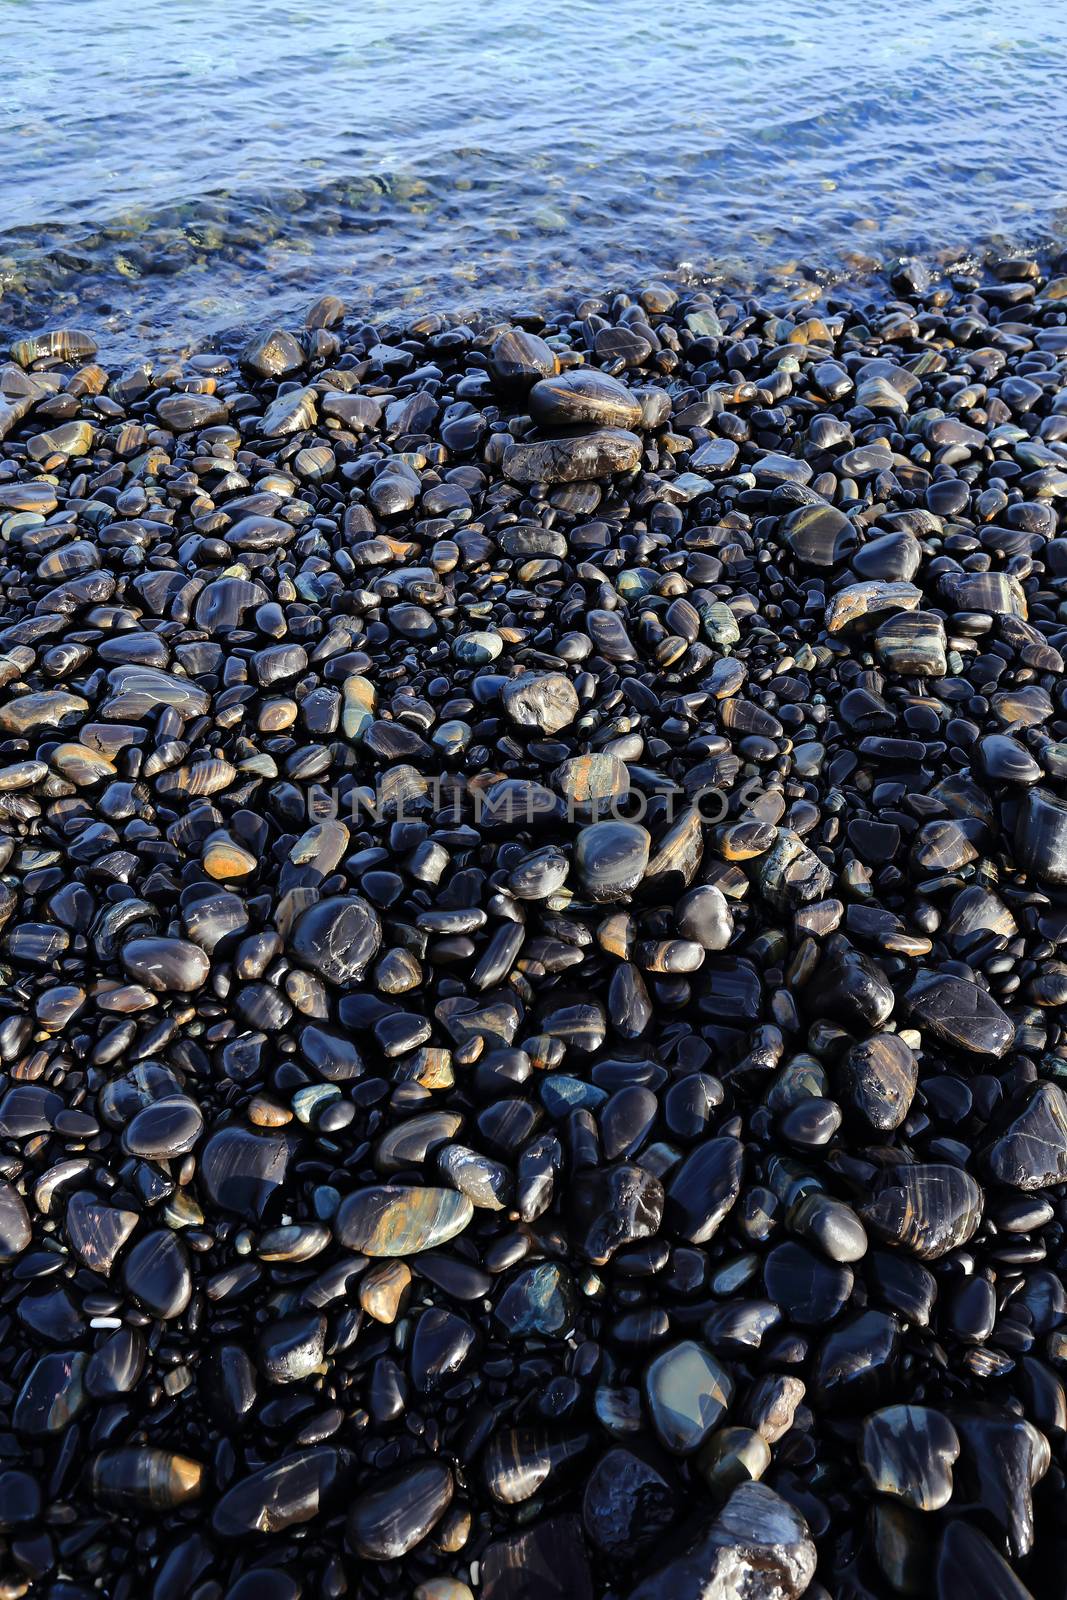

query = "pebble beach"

[3,249,1067,1599]
[6,1,1067,1597]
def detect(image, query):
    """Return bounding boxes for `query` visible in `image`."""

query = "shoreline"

[1,249,1067,1597]
[6,226,1067,369]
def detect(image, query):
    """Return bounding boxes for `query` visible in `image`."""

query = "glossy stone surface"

[333,1185,474,1256]
[860,1164,984,1260]
[860,1405,960,1510]
[5,256,1067,1600]
[625,1482,817,1600]
[347,1461,453,1559]
[643,1340,734,1454]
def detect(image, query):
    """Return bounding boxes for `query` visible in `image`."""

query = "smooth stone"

[529,370,643,430]
[859,1164,983,1260]
[347,1461,453,1560]
[644,1340,734,1454]
[763,1241,854,1325]
[676,885,734,950]
[0,1469,41,1529]
[212,1448,344,1536]
[1015,787,1067,885]
[483,1427,589,1504]
[575,821,651,902]
[697,1427,772,1493]
[122,1094,204,1160]
[874,610,948,675]
[904,969,1013,1057]
[65,1191,139,1273]
[120,936,210,993]
[666,1137,744,1244]
[410,1307,475,1391]
[866,1252,938,1326]
[121,1229,192,1320]
[860,1405,960,1510]
[14,1351,88,1436]
[0,1182,32,1262]
[789,1192,868,1262]
[90,1447,203,1511]
[199,1127,293,1221]
[852,532,922,582]
[812,1309,900,1411]
[780,502,856,567]
[333,1186,473,1256]
[841,1033,918,1131]
[953,1410,1050,1558]
[289,895,382,984]
[936,1521,1037,1600]
[488,329,557,391]
[985,1083,1067,1190]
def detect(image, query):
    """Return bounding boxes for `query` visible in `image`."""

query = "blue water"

[3,0,1066,357]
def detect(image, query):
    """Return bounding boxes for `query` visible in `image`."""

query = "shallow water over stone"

[5,0,1067,359]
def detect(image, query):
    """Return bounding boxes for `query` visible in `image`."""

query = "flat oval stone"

[503,428,642,485]
[789,1192,868,1263]
[121,937,210,993]
[122,1095,204,1160]
[644,1340,734,1454]
[334,1186,473,1256]
[860,1405,960,1510]
[489,329,557,391]
[529,370,643,430]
